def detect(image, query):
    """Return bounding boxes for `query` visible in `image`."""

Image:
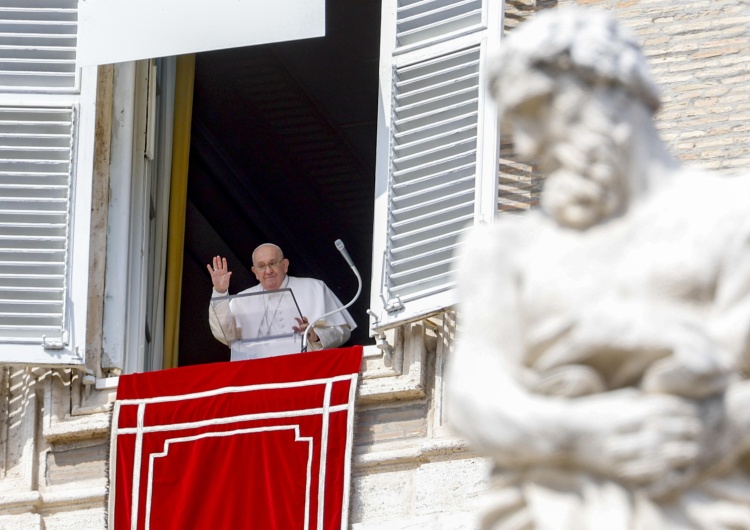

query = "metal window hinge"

[42,331,69,350]
[367,309,380,326]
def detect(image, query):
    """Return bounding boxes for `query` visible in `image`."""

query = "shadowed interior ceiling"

[178,0,381,365]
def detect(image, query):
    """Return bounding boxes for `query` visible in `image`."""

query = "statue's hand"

[570,390,702,497]
[207,255,232,294]
[642,333,730,398]
[539,308,730,399]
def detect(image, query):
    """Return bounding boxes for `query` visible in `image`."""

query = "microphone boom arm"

[302,240,362,351]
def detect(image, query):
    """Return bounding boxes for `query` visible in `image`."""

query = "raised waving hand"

[207,255,232,294]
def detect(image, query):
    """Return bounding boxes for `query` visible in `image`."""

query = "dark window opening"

[178,0,381,366]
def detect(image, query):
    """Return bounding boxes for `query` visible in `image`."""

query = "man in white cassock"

[208,243,356,360]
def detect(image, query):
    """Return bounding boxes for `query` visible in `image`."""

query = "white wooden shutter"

[0,0,95,365]
[370,0,502,331]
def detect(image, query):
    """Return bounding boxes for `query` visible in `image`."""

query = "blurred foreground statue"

[447,7,750,529]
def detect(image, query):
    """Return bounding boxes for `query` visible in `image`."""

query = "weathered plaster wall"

[350,317,491,529]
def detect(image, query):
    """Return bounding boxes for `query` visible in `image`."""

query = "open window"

[176,1,381,366]
[369,0,503,332]
[100,58,176,373]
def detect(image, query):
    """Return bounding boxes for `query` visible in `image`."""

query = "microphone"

[302,239,362,351]
[335,239,356,269]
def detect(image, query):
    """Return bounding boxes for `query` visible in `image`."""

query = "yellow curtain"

[162,54,195,369]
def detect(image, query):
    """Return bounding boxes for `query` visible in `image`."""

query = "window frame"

[101,58,176,374]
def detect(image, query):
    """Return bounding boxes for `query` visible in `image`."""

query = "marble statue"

[447,7,750,529]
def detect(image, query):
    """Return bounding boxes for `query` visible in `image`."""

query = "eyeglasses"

[254,260,282,272]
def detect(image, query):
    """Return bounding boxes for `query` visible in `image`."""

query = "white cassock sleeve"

[208,288,237,345]
[307,320,352,351]
[290,276,357,351]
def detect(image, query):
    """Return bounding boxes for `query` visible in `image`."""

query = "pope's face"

[251,246,289,290]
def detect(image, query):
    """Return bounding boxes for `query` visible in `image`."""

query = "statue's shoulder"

[495,209,546,237]
[675,167,750,190]
[670,169,750,214]
[713,170,750,199]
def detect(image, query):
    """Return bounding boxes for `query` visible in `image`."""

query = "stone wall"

[350,317,491,529]
[0,368,111,530]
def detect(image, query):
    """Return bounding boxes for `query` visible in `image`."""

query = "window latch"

[42,332,68,350]
[384,297,404,313]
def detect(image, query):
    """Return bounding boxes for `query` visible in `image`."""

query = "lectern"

[210,288,304,360]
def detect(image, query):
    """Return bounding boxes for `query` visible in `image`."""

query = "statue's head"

[489,7,660,119]
[489,8,662,230]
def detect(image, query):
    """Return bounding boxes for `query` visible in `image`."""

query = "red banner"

[109,346,363,530]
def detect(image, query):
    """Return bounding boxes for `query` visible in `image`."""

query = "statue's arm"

[707,212,750,454]
[535,296,730,397]
[619,212,750,404]
[447,222,568,460]
[446,222,701,489]
[709,212,750,381]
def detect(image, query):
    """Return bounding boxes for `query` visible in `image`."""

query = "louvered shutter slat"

[391,200,474,238]
[394,137,476,168]
[394,121,475,150]
[390,232,462,258]
[393,113,478,146]
[396,0,482,50]
[391,252,456,279]
[394,99,479,130]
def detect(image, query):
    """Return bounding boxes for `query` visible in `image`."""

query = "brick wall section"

[558,0,750,172]
[497,1,555,213]
[498,137,543,213]
[497,0,750,214]
[504,0,558,31]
